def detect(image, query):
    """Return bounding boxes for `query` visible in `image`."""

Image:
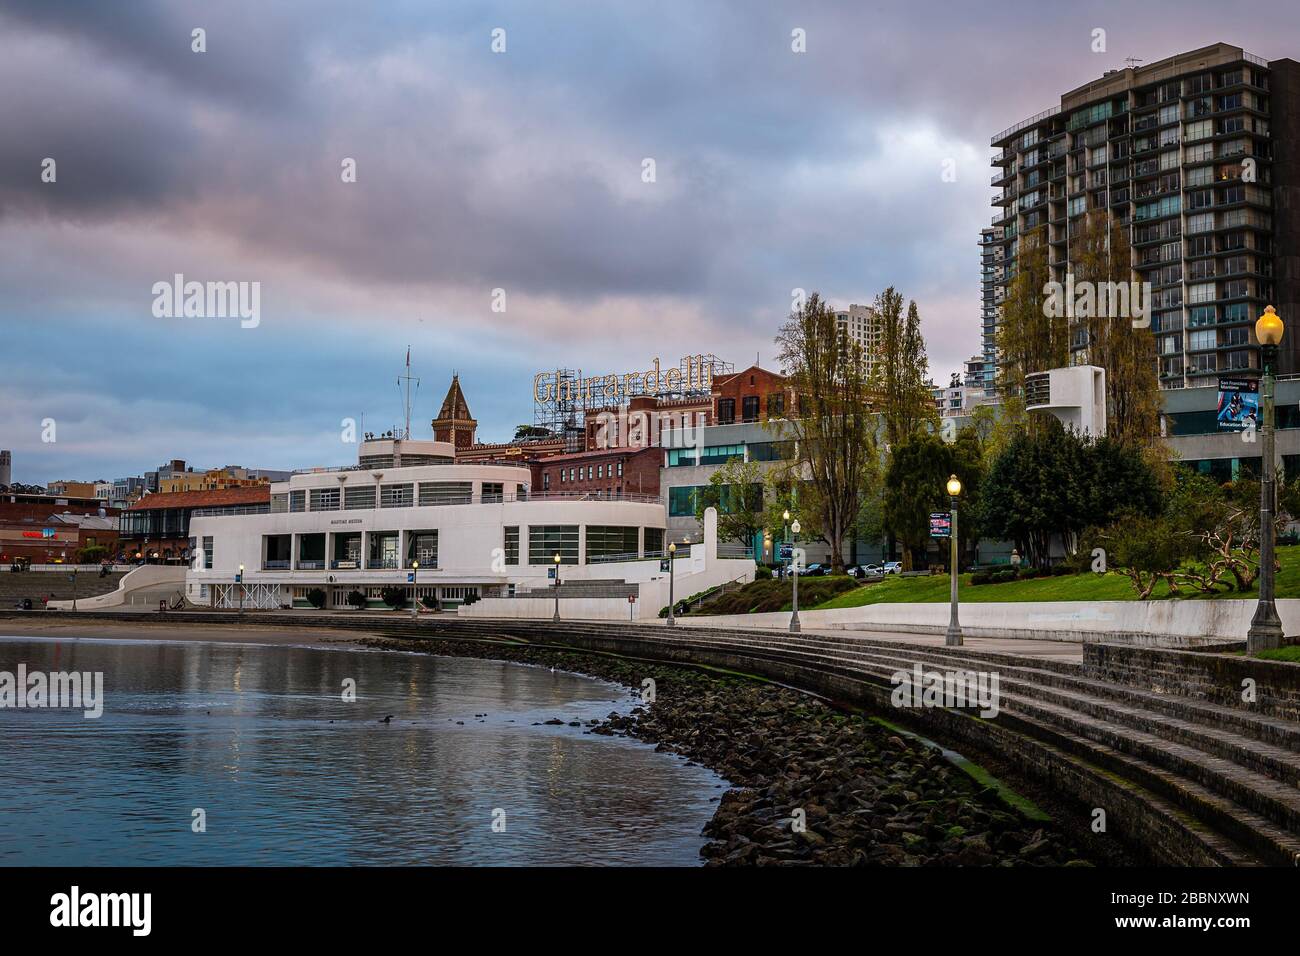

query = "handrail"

[195,491,663,518]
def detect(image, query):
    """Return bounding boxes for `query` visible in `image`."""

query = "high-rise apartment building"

[988,43,1300,390]
[834,304,884,375]
[979,227,1003,394]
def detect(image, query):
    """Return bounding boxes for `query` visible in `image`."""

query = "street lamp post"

[666,542,677,626]
[782,509,790,580]
[237,563,245,617]
[945,474,964,646]
[410,560,419,618]
[552,553,562,622]
[1249,304,1286,652]
[790,519,801,633]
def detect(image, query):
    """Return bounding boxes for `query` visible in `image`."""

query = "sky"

[2,0,1298,484]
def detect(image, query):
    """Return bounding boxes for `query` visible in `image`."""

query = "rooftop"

[127,486,271,511]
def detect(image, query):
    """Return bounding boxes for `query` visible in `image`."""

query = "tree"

[982,421,1160,567]
[1071,211,1160,447]
[882,433,952,571]
[695,457,766,549]
[773,291,877,572]
[869,288,937,449]
[995,227,1066,402]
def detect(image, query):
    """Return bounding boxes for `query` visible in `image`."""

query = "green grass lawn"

[812,545,1300,609]
[1258,645,1300,663]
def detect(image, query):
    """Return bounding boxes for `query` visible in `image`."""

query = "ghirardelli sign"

[534,355,715,407]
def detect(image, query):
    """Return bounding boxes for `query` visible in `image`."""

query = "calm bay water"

[0,636,725,866]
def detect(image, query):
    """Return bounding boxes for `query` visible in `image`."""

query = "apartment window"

[1186,213,1214,234]
[271,493,288,513]
[767,393,785,418]
[309,488,340,511]
[718,398,736,425]
[1189,306,1217,327]
[528,525,578,565]
[1224,280,1248,299]
[202,536,213,570]
[644,528,664,555]
[481,482,504,503]
[407,532,438,569]
[1184,119,1213,142]
[543,472,550,491]
[617,462,623,477]
[742,395,760,422]
[597,464,604,479]
[1189,330,1216,351]
[1186,143,1214,164]
[1188,283,1216,304]
[1158,335,1180,356]
[1190,354,1217,373]
[503,526,519,565]
[1186,166,1212,188]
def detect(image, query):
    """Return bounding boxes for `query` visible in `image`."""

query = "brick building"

[710,365,793,425]
[120,486,270,563]
[530,445,663,499]
[0,492,120,564]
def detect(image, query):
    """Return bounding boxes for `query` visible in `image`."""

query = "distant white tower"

[0,450,10,487]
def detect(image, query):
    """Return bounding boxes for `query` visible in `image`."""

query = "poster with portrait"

[1216,377,1259,431]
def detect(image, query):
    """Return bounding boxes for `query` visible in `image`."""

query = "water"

[0,636,726,866]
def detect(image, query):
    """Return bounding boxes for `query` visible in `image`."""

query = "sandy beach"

[0,618,374,647]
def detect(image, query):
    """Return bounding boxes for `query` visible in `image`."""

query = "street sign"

[234,573,242,583]
[659,559,670,572]
[779,544,793,560]
[628,595,636,603]
[406,573,415,583]
[547,567,556,579]
[930,513,952,538]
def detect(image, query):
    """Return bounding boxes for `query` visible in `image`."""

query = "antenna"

[397,346,420,440]
[1124,57,1143,70]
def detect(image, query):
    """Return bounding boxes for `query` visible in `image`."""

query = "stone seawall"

[1084,642,1300,724]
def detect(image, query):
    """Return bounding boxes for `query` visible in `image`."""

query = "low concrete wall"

[1085,642,1300,723]
[45,565,188,611]
[460,596,640,620]
[679,597,1300,647]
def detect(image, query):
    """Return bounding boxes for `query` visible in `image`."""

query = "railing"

[366,559,399,570]
[262,560,291,570]
[296,560,326,570]
[191,504,271,518]
[195,491,661,517]
[991,105,1061,146]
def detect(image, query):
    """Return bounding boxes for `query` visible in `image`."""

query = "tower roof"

[434,374,475,424]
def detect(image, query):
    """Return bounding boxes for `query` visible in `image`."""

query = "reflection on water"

[0,637,725,866]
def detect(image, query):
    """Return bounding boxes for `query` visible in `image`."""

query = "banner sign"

[1217,377,1259,431]
[930,513,952,538]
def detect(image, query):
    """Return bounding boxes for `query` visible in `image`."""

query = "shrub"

[970,570,992,586]
[420,594,439,610]
[380,586,409,609]
[78,545,109,564]
[1018,566,1040,579]
[755,567,773,580]
[993,569,1018,584]
[305,588,327,609]
[463,592,480,606]
[1051,564,1072,577]
[346,590,368,609]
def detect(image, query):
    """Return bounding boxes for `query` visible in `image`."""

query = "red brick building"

[0,492,120,564]
[711,365,793,425]
[120,486,270,563]
[530,445,662,499]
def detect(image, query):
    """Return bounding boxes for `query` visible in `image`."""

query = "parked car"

[848,564,883,578]
[801,563,831,576]
[882,561,903,575]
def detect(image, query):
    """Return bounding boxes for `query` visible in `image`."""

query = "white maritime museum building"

[185,437,680,612]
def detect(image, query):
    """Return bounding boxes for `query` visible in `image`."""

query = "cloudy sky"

[2,0,1295,484]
